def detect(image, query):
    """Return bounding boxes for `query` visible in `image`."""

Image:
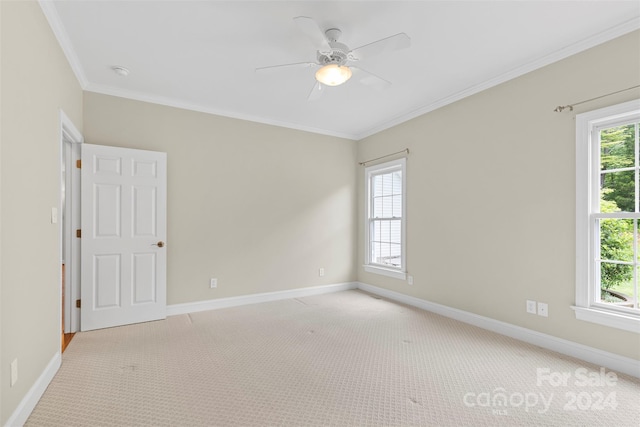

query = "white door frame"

[60,110,83,334]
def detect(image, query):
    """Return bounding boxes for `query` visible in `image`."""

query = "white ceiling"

[41,1,640,140]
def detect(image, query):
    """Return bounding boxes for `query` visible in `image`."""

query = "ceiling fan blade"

[351,66,392,91]
[293,16,332,53]
[350,33,411,61]
[307,81,324,101]
[255,62,317,73]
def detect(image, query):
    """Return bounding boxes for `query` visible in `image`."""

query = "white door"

[81,144,167,331]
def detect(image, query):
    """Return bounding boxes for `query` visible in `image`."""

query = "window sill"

[571,306,640,333]
[363,265,407,280]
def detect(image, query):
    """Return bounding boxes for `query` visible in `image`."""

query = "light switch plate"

[10,359,18,387]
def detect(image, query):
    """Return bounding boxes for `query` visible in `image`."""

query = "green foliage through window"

[598,123,638,296]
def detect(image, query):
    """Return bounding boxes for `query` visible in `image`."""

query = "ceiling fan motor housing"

[317,28,350,66]
[317,47,349,66]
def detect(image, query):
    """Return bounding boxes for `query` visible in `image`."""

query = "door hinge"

[76,159,81,169]
[76,229,81,238]
[76,299,81,308]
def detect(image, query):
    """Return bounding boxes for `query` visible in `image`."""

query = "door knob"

[152,241,165,248]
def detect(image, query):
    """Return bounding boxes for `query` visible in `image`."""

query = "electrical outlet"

[407,275,414,285]
[537,302,548,317]
[210,278,217,289]
[526,300,537,314]
[319,268,324,277]
[10,359,18,387]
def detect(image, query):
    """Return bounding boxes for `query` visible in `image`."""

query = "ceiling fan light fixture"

[315,64,352,86]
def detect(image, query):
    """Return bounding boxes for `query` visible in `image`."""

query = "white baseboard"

[356,282,640,379]
[4,352,61,427]
[167,280,639,377]
[167,282,358,316]
[8,281,638,427]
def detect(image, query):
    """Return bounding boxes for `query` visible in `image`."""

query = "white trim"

[59,111,83,334]
[171,280,639,378]
[363,265,407,280]
[3,352,61,427]
[39,1,357,141]
[166,282,358,316]
[364,158,407,278]
[575,99,640,333]
[38,1,88,88]
[60,110,83,144]
[355,17,640,140]
[356,282,640,379]
[39,0,640,141]
[572,306,640,333]
[83,85,357,141]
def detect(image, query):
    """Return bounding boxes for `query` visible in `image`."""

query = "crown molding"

[355,16,640,140]
[39,0,88,88]
[37,0,639,142]
[84,82,358,141]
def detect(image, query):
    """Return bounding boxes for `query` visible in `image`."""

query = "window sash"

[364,158,406,275]
[369,218,402,268]
[576,101,640,331]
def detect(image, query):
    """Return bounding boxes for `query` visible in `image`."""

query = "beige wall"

[357,30,640,360]
[0,1,83,424]
[83,93,358,305]
[1,2,638,422]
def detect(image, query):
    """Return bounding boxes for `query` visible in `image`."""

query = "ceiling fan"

[256,17,411,100]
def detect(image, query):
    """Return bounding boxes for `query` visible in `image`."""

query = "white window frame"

[574,99,640,333]
[364,158,407,280]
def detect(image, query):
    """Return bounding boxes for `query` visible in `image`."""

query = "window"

[364,158,406,280]
[575,99,640,333]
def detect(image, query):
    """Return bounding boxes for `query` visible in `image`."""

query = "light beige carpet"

[27,290,640,426]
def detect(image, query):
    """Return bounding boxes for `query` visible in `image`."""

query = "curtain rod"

[359,148,409,166]
[553,84,640,112]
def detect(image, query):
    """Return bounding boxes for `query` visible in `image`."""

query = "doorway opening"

[59,111,83,351]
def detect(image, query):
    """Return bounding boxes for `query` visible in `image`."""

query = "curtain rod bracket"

[553,105,573,113]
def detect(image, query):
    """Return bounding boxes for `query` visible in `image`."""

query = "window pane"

[380,220,390,242]
[367,161,404,271]
[390,220,401,244]
[371,220,381,244]
[374,242,401,267]
[381,242,391,261]
[600,124,635,171]
[373,175,383,197]
[373,196,382,218]
[389,243,402,267]
[392,195,402,217]
[392,170,402,194]
[371,218,402,267]
[371,242,380,263]
[600,262,633,304]
[600,170,635,212]
[382,195,392,217]
[598,218,633,262]
[382,173,392,196]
